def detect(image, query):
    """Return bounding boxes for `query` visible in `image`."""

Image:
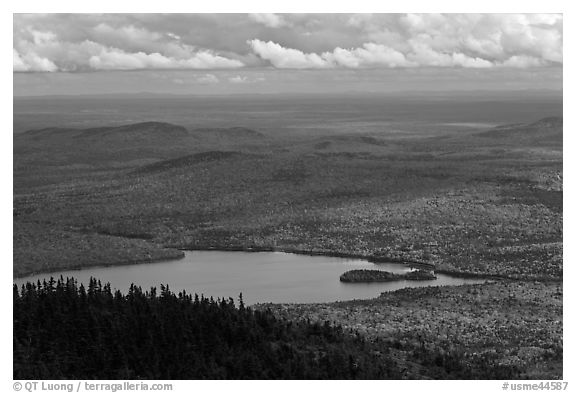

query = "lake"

[14,251,486,305]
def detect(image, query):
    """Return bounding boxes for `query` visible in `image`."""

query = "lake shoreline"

[15,249,490,305]
[13,250,186,280]
[181,246,564,282]
[14,244,560,283]
[177,245,545,281]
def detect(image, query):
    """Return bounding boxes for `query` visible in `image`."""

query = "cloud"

[248,39,331,69]
[348,13,562,68]
[227,75,266,83]
[90,24,199,59]
[499,55,545,68]
[88,48,243,71]
[14,23,244,72]
[14,14,562,72]
[248,39,414,69]
[13,50,29,71]
[249,39,496,69]
[195,74,219,84]
[451,53,493,68]
[324,44,412,68]
[248,14,288,28]
[92,23,163,49]
[13,48,58,72]
[228,75,248,83]
[407,42,493,68]
[396,14,562,66]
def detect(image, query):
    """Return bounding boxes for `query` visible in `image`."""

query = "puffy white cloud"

[498,55,545,68]
[92,23,163,50]
[227,75,266,83]
[13,50,28,72]
[396,14,562,66]
[228,75,248,83]
[89,50,168,70]
[30,29,58,45]
[250,39,495,69]
[324,44,412,68]
[451,53,493,68]
[14,24,244,72]
[195,74,219,84]
[196,74,220,84]
[407,42,494,68]
[87,48,242,71]
[13,13,562,72]
[13,48,58,72]
[248,14,288,28]
[248,39,330,69]
[90,24,199,59]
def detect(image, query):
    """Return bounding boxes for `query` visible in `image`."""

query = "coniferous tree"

[14,276,520,380]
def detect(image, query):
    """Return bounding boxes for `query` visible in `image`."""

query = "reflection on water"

[14,251,486,305]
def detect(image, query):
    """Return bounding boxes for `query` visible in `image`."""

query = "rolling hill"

[475,116,562,145]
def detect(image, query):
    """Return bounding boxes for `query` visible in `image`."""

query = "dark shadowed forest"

[14,277,531,380]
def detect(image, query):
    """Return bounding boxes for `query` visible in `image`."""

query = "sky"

[13,13,563,96]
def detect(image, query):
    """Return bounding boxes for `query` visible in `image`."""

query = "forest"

[13,96,562,380]
[14,277,526,380]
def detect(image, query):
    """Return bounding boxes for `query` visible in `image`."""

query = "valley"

[13,93,563,378]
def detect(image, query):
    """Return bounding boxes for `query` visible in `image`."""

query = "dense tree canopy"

[14,277,401,379]
[14,277,524,379]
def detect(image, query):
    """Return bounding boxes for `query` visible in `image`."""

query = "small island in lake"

[340,269,437,283]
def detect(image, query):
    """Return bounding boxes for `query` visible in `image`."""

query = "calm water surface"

[14,251,486,305]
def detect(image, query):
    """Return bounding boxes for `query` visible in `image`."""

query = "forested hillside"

[14,277,527,380]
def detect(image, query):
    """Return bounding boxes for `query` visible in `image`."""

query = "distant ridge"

[312,135,388,150]
[476,116,562,143]
[75,122,189,142]
[135,151,259,174]
[14,122,194,164]
[22,121,188,140]
[528,117,563,129]
[22,127,81,137]
[191,127,263,138]
[21,124,264,143]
